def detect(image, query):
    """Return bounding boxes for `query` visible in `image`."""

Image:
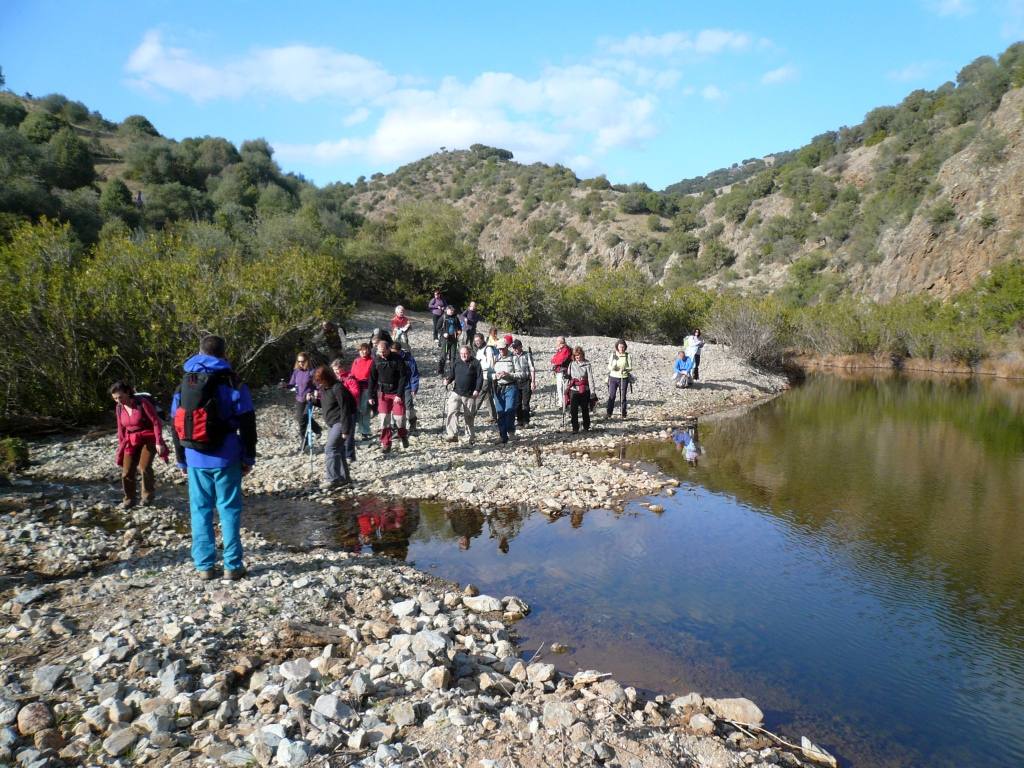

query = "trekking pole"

[306,402,315,475]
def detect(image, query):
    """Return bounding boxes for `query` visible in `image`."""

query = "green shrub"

[0,437,29,471]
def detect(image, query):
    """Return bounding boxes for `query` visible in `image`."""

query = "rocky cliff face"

[860,87,1024,300]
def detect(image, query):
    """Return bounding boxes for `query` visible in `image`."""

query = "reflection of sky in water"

[244,375,1024,768]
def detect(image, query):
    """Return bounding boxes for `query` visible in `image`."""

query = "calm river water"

[248,374,1024,768]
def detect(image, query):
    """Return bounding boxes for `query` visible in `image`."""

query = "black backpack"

[173,371,233,450]
[134,391,167,422]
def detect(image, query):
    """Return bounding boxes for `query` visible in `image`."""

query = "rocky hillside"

[349,44,1024,302]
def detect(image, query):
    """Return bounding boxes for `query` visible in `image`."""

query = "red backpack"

[173,371,233,450]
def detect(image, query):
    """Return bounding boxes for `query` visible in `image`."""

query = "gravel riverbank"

[0,307,842,768]
[23,305,787,512]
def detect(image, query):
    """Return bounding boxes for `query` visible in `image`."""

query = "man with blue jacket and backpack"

[170,335,258,581]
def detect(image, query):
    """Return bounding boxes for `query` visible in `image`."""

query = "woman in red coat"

[110,381,168,508]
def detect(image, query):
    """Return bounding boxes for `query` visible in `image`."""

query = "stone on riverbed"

[462,594,503,613]
[706,696,764,726]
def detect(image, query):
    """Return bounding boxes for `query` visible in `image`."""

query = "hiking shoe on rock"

[197,569,217,581]
[401,435,410,448]
[224,568,246,581]
[118,499,135,510]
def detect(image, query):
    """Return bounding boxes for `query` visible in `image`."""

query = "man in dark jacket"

[444,345,482,443]
[459,301,482,346]
[170,335,257,581]
[368,340,409,453]
[437,305,462,377]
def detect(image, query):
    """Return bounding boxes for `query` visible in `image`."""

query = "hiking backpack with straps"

[173,371,233,450]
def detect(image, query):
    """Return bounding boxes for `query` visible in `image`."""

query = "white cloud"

[761,64,798,85]
[603,28,754,57]
[342,107,371,127]
[125,27,771,173]
[887,61,936,82]
[275,63,658,168]
[125,30,395,102]
[925,0,974,16]
[701,84,725,101]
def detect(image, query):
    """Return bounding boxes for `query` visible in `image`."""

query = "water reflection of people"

[672,424,704,467]
[486,505,526,553]
[349,498,420,559]
[447,506,485,550]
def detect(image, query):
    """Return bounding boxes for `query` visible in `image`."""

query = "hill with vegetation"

[1,50,1023,427]
[346,42,1024,304]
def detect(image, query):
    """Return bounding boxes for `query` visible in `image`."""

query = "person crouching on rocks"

[368,339,409,454]
[111,381,169,509]
[313,365,355,489]
[566,346,596,433]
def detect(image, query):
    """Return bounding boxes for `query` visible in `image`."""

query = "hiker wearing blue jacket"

[392,341,420,431]
[170,335,257,581]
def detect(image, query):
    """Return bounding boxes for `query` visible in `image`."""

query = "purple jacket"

[428,296,447,316]
[288,368,317,403]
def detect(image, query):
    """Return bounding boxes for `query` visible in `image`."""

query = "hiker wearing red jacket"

[550,336,572,414]
[349,343,375,440]
[111,381,168,509]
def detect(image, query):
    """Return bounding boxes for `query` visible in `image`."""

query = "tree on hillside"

[99,179,139,226]
[119,114,160,137]
[47,128,95,189]
[19,110,64,143]
[0,95,27,128]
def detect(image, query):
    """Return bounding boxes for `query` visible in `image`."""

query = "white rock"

[462,595,503,613]
[279,658,313,683]
[313,694,352,721]
[527,663,557,684]
[688,713,715,735]
[706,697,764,726]
[801,736,838,767]
[391,599,418,618]
[421,666,450,690]
[275,737,310,767]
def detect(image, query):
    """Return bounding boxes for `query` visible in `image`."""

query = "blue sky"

[2,1,1022,188]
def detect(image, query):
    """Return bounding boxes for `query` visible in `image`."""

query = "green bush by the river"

[0,437,29,471]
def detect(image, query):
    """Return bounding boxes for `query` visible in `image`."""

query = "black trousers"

[570,391,590,432]
[516,385,532,425]
[432,314,443,340]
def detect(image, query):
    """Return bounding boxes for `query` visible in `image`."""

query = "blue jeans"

[492,386,518,442]
[188,464,244,572]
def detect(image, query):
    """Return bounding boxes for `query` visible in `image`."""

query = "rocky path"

[24,304,787,512]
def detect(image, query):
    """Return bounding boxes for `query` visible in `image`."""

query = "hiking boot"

[401,435,410,449]
[118,499,136,510]
[197,569,217,581]
[444,436,458,443]
[224,567,246,581]
[140,498,154,507]
[382,446,391,455]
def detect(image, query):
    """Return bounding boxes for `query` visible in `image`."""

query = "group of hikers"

[107,293,707,580]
